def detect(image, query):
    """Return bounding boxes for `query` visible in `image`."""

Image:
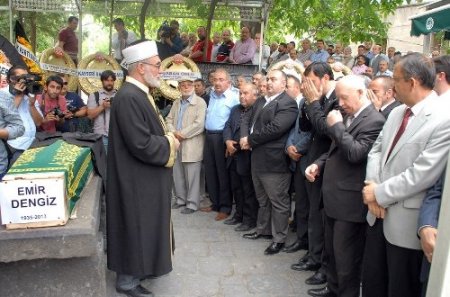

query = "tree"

[267,0,407,44]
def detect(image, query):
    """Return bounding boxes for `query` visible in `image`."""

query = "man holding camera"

[59,75,87,133]
[87,70,117,152]
[157,20,184,61]
[36,75,67,133]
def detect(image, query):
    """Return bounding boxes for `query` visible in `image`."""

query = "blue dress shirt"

[205,88,239,131]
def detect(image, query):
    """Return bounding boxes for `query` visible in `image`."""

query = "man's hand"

[305,164,320,182]
[302,78,322,104]
[13,80,27,94]
[327,110,343,127]
[240,136,251,150]
[226,140,238,156]
[419,226,437,263]
[54,47,64,57]
[44,112,58,122]
[287,145,301,161]
[367,89,382,111]
[64,110,75,119]
[363,181,377,204]
[174,131,185,141]
[173,137,180,151]
[102,99,111,109]
[367,201,386,219]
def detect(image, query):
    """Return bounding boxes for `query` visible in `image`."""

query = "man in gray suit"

[362,53,450,297]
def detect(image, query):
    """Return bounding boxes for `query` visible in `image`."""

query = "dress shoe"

[180,208,195,214]
[223,217,241,225]
[264,242,285,255]
[116,285,154,297]
[305,271,327,285]
[242,232,272,240]
[291,260,321,271]
[234,223,255,232]
[215,212,229,221]
[307,286,336,297]
[282,240,308,253]
[297,252,310,264]
[171,203,185,209]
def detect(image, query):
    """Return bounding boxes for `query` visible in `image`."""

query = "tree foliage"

[267,0,407,44]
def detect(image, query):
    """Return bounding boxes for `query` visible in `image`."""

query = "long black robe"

[106,81,173,277]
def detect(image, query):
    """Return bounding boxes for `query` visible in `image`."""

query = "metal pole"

[9,0,13,42]
[79,0,82,62]
[109,0,115,56]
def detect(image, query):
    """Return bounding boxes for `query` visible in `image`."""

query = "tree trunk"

[204,0,218,61]
[140,0,152,39]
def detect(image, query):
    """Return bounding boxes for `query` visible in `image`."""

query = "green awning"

[410,4,450,36]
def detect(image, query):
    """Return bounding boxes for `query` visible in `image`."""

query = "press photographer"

[35,75,67,133]
[0,65,43,167]
[58,75,87,133]
[156,20,184,60]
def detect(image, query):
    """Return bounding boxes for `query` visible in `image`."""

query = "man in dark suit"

[222,82,259,231]
[368,75,402,119]
[240,69,298,255]
[291,62,337,287]
[306,75,385,297]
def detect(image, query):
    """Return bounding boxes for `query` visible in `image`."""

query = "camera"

[15,73,43,94]
[159,21,173,39]
[52,107,65,118]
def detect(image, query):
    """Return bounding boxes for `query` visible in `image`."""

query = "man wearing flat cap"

[106,39,180,297]
[165,75,207,214]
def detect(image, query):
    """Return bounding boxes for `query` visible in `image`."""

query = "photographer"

[157,20,184,60]
[0,65,35,168]
[36,75,67,133]
[58,75,87,132]
[87,70,117,153]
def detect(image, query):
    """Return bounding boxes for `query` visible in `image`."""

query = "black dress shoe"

[297,252,310,264]
[116,285,154,297]
[242,232,272,240]
[291,260,321,271]
[305,270,327,285]
[235,223,256,231]
[282,240,308,253]
[224,217,241,225]
[264,242,285,255]
[307,286,336,297]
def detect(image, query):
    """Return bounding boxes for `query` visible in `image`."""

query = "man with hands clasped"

[305,75,385,297]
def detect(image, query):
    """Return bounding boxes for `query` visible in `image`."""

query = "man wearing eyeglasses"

[106,40,180,297]
[87,70,117,152]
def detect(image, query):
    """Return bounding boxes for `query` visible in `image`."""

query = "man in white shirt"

[111,18,137,63]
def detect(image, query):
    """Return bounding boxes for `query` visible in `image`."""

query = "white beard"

[144,72,161,88]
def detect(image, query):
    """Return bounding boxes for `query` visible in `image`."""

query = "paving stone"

[247,274,294,295]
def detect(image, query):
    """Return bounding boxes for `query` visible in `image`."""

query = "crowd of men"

[1,16,450,297]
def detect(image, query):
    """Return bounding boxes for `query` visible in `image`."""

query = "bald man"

[306,75,385,297]
[229,27,256,64]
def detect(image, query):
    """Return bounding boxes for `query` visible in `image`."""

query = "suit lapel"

[384,103,432,165]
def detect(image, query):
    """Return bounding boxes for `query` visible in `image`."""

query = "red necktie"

[386,108,412,161]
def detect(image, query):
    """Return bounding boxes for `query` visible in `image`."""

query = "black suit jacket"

[380,100,402,119]
[315,104,385,222]
[248,92,298,173]
[300,90,339,166]
[223,104,252,176]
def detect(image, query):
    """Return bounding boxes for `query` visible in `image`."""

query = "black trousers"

[325,215,366,297]
[203,132,232,213]
[229,158,258,226]
[293,162,308,242]
[362,218,388,297]
[305,177,326,266]
[385,241,423,297]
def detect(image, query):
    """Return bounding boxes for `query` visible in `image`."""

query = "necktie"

[345,115,354,129]
[386,108,412,161]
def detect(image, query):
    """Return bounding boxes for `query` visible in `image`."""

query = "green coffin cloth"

[411,6,450,36]
[7,140,93,213]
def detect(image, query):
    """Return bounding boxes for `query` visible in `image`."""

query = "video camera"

[159,21,174,39]
[15,73,43,95]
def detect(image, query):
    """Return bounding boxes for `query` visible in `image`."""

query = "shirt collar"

[181,94,194,103]
[126,76,149,94]
[410,91,436,116]
[325,87,334,100]
[353,100,372,119]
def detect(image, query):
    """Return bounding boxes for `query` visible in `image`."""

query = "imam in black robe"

[106,79,176,277]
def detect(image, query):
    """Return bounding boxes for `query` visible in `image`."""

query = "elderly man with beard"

[87,70,117,152]
[106,40,180,297]
[166,77,206,214]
